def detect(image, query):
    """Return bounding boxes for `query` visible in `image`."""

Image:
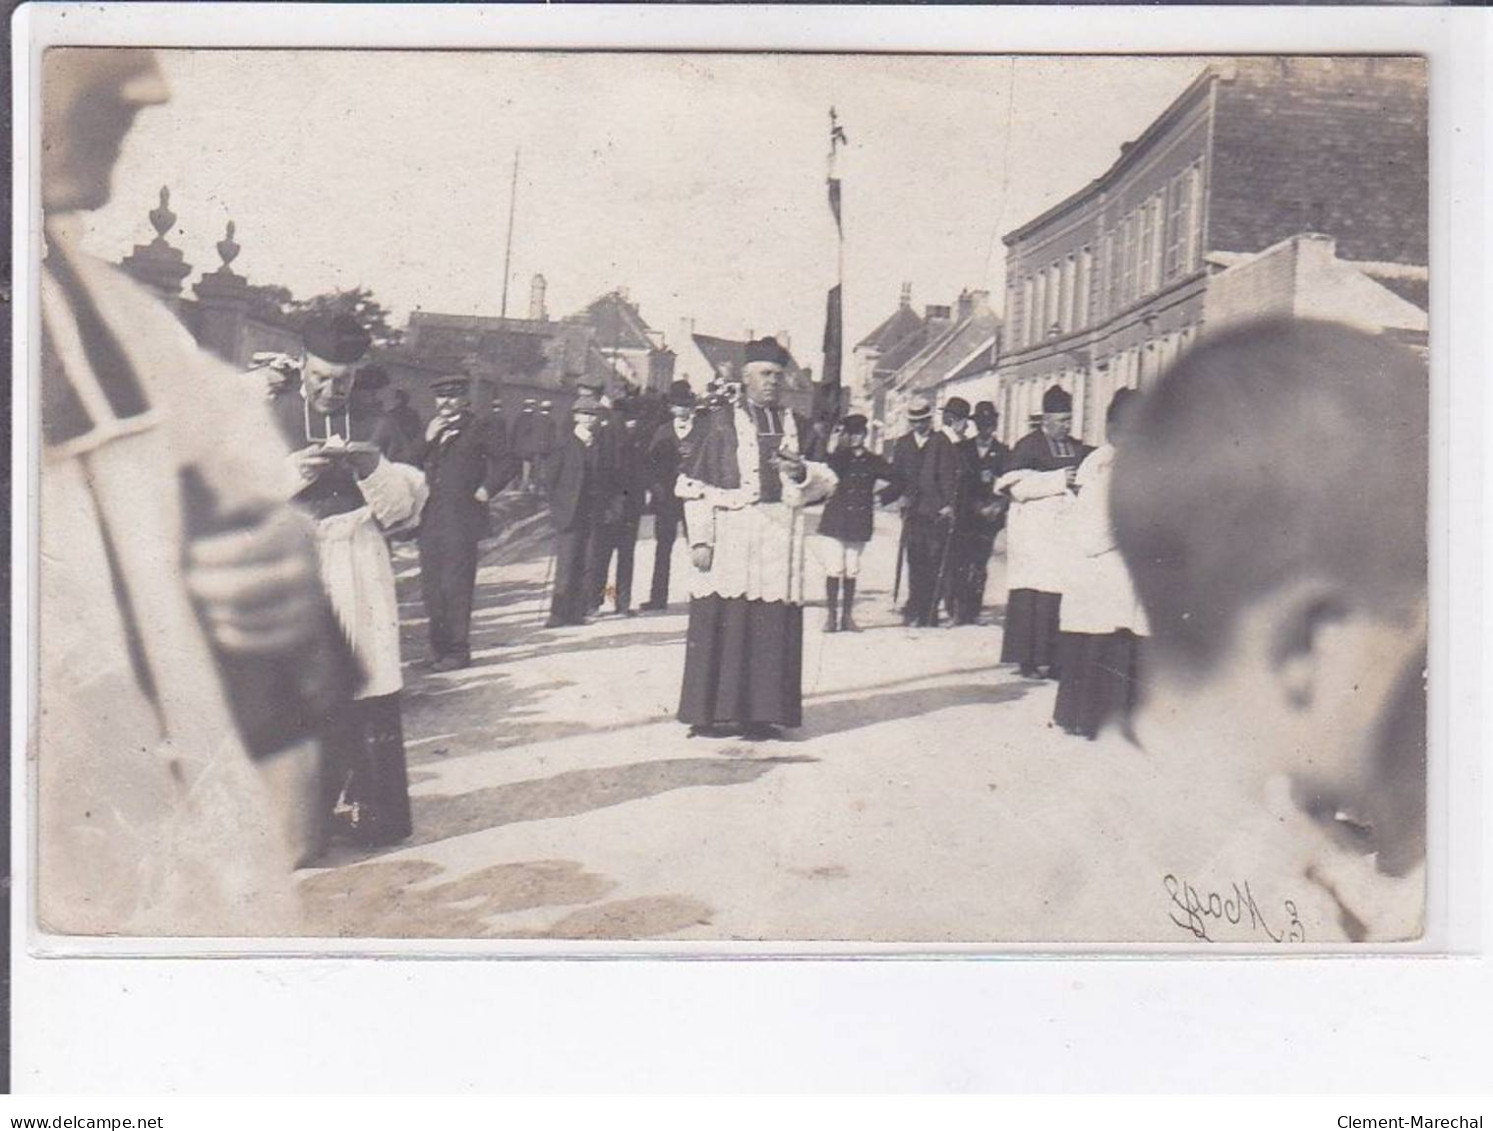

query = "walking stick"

[535,542,556,621]
[929,517,956,627]
[891,515,909,605]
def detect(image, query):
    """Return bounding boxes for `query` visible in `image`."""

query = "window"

[1032,272,1045,343]
[1022,276,1035,347]
[1077,247,1092,330]
[1046,263,1061,336]
[1137,206,1154,297]
[1149,194,1166,292]
[1008,279,1023,350]
[1182,165,1204,274]
[1104,232,1119,319]
[1166,177,1185,280]
[1121,214,1137,307]
[1061,255,1077,333]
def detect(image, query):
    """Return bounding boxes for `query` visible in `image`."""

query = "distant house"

[385,278,678,422]
[684,330,815,418]
[569,289,677,395]
[879,290,1002,440]
[852,283,924,413]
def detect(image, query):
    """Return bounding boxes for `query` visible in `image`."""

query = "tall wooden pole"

[500,147,520,318]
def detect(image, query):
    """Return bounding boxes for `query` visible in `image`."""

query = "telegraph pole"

[500,147,520,318]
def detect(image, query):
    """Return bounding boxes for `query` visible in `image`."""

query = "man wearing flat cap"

[416,373,517,672]
[675,338,838,739]
[267,311,429,846]
[997,383,1091,678]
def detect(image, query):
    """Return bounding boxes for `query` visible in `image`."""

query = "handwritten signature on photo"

[1163,874,1306,943]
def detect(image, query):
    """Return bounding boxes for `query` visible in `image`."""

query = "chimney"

[956,289,974,320]
[775,329,792,353]
[899,282,912,310]
[529,273,548,321]
[679,317,696,348]
[616,285,630,304]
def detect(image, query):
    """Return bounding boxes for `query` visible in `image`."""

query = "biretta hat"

[302,313,371,364]
[667,379,696,408]
[841,414,868,434]
[943,396,971,420]
[973,401,999,425]
[906,396,934,422]
[1042,385,1073,414]
[742,337,791,368]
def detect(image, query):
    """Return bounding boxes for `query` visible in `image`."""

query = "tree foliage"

[241,283,404,348]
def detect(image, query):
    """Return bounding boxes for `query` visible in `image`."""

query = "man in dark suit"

[923,396,973,625]
[586,392,648,616]
[641,379,697,612]
[890,396,936,625]
[416,374,517,671]
[953,400,1010,625]
[545,392,608,627]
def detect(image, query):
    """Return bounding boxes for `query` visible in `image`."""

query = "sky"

[83,51,1205,378]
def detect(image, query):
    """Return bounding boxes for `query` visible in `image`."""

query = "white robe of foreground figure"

[38,225,309,935]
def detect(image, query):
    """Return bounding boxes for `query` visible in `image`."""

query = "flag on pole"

[827,107,847,235]
[822,108,847,415]
[822,283,843,396]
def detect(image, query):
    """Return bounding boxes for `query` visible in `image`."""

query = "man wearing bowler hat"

[641,379,699,612]
[417,372,517,671]
[953,400,1010,624]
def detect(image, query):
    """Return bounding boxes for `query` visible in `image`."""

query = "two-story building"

[995,56,1428,446]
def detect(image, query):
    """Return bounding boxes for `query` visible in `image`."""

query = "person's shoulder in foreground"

[1046,319,1429,944]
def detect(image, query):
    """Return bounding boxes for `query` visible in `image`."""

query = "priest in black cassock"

[996,383,1091,679]
[265,313,428,847]
[675,337,839,740]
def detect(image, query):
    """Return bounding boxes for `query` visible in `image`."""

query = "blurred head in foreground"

[43,49,169,214]
[1113,319,1428,871]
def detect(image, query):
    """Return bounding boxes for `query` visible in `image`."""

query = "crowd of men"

[37,47,1430,943]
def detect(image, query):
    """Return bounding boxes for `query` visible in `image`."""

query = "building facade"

[995,57,1428,447]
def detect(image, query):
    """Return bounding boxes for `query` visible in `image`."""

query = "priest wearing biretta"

[996,382,1092,679]
[265,311,429,847]
[674,336,839,740]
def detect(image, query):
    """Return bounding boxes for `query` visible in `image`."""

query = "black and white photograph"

[28,46,1431,946]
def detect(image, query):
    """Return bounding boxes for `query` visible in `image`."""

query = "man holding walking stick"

[900,396,968,627]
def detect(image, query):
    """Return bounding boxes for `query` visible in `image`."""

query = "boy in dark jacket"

[817,414,901,632]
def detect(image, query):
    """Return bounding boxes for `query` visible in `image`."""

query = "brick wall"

[1203,239,1301,332]
[1208,57,1428,265]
